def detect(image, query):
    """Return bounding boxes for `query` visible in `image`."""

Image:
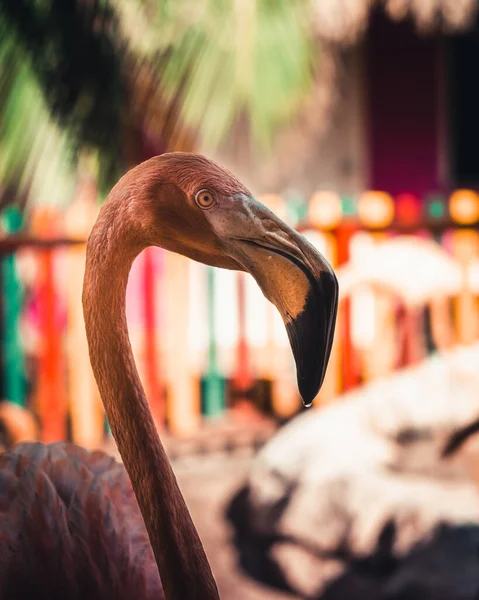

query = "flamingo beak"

[207,195,339,406]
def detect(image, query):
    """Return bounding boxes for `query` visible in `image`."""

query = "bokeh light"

[449,189,479,225]
[309,190,343,229]
[357,191,395,229]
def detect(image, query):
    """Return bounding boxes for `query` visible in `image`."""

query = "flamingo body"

[0,442,163,599]
[0,153,338,599]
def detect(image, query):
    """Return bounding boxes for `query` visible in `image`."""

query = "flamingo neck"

[82,199,219,600]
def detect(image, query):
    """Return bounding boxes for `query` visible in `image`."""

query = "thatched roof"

[312,0,479,44]
[217,0,479,193]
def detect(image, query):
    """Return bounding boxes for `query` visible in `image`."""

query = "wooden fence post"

[203,266,225,418]
[142,247,166,428]
[30,207,67,443]
[231,272,255,411]
[336,220,360,390]
[451,229,479,344]
[164,253,200,435]
[1,207,26,406]
[65,177,104,448]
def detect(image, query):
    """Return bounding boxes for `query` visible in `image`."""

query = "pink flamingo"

[0,153,338,599]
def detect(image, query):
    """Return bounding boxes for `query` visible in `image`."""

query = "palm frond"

[0,17,75,210]
[0,0,319,211]
[120,0,317,152]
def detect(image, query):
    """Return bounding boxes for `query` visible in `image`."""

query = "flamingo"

[0,152,338,600]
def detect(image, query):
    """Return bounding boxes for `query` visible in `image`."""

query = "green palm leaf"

[0,0,318,209]
[122,0,317,151]
[0,18,75,209]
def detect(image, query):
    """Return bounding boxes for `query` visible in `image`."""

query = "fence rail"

[0,189,478,444]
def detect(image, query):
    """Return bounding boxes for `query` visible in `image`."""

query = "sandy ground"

[174,453,298,600]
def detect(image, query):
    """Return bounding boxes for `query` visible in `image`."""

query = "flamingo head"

[118,152,339,405]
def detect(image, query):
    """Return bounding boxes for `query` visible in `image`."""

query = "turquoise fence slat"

[1,207,26,406]
[203,266,225,417]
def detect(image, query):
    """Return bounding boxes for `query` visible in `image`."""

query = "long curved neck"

[83,196,220,600]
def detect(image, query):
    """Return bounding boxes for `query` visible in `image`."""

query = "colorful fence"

[0,188,478,443]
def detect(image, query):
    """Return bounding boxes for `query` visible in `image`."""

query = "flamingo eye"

[195,189,216,209]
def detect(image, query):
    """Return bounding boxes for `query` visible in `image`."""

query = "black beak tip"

[287,269,339,408]
[298,378,320,409]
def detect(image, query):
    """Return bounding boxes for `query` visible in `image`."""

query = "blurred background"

[2,0,479,598]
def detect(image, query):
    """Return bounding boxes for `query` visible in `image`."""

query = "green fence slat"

[203,266,225,417]
[1,206,26,406]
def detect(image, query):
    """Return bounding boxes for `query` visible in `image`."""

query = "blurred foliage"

[121,0,316,150]
[0,16,76,208]
[0,0,123,200]
[0,0,317,208]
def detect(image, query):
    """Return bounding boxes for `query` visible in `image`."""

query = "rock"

[269,543,344,598]
[383,525,479,600]
[230,343,479,598]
